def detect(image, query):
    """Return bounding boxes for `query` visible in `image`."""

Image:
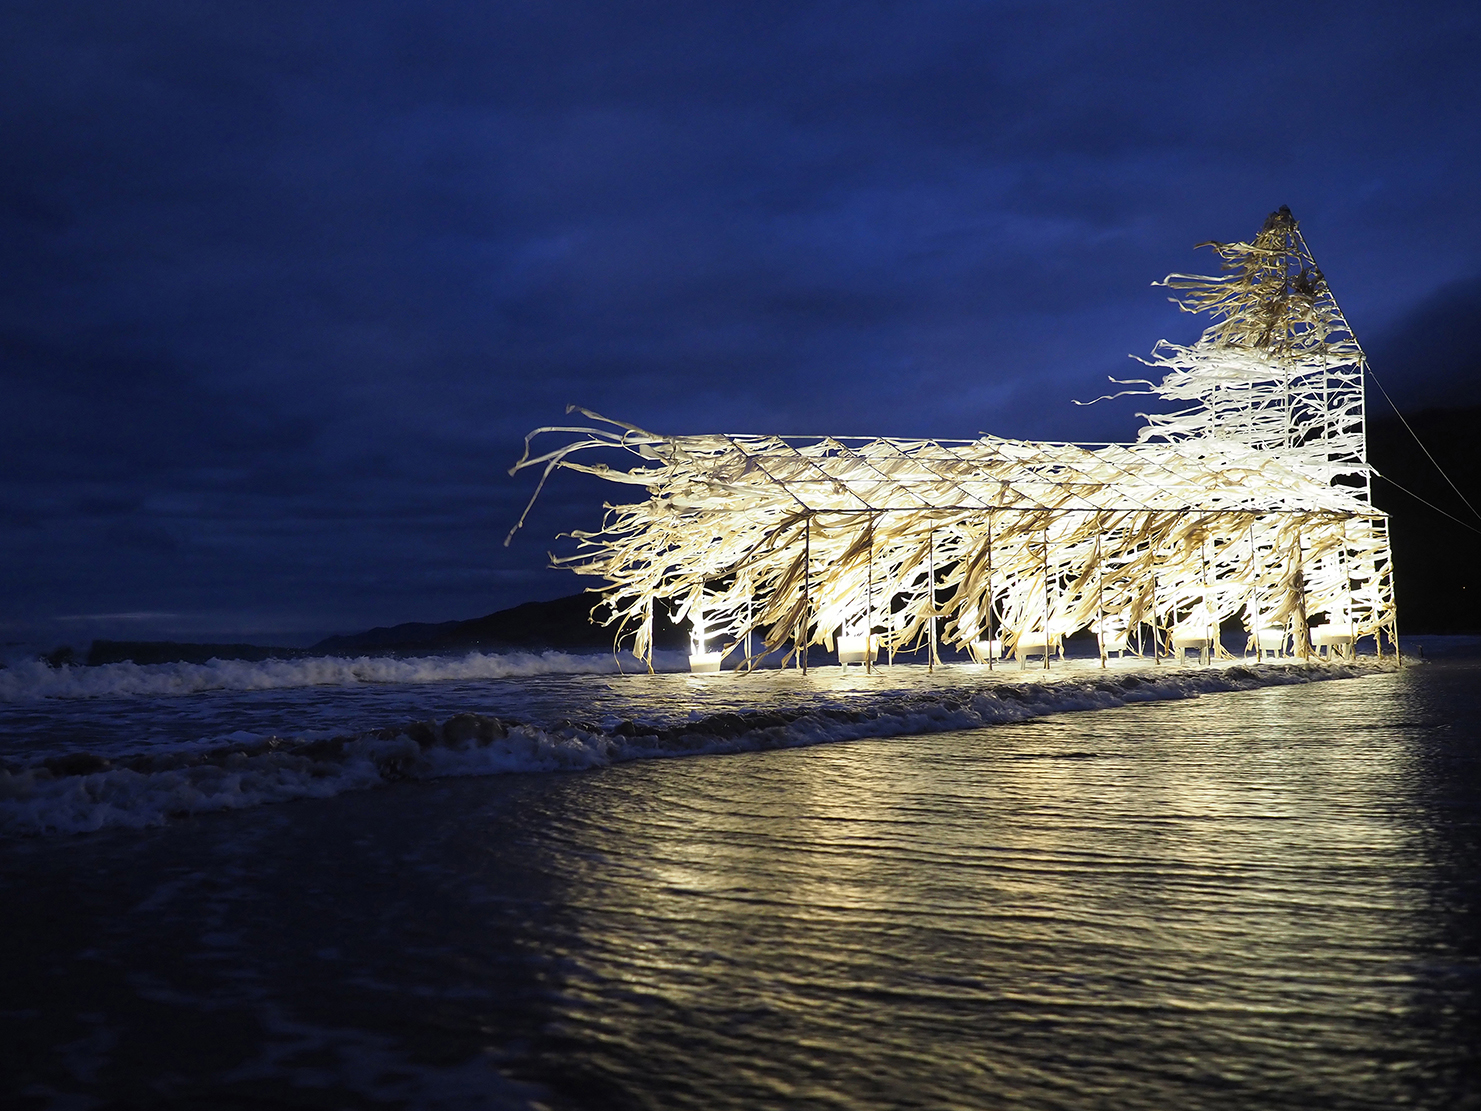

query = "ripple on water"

[2,661,1477,1110]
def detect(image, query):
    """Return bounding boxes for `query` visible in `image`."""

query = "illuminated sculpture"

[509,208,1397,671]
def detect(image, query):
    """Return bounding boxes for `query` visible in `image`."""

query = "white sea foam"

[0,661,1380,838]
[0,650,690,701]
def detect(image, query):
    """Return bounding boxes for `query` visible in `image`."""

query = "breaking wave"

[0,650,690,701]
[0,662,1377,837]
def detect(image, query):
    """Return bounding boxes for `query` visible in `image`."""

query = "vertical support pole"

[928,527,938,673]
[866,515,874,675]
[1247,517,1259,659]
[1323,352,1331,447]
[1341,520,1354,658]
[882,554,894,675]
[1042,523,1051,671]
[886,569,894,669]
[1201,534,1212,665]
[645,597,655,676]
[802,516,811,675]
[745,592,754,672]
[1283,364,1293,449]
[1153,516,1164,664]
[1293,532,1310,661]
[887,554,895,669]
[1096,519,1106,669]
[1372,521,1384,661]
[986,512,995,672]
[1152,567,1161,666]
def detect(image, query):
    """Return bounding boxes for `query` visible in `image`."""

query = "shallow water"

[0,655,1372,836]
[3,659,1478,1108]
[0,650,1300,762]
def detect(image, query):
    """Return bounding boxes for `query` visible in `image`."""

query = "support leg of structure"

[802,517,811,675]
[1042,525,1051,672]
[928,527,938,673]
[1096,523,1106,669]
[865,516,874,675]
[986,513,995,672]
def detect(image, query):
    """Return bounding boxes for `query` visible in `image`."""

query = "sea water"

[2,653,1478,1108]
[1,651,1377,837]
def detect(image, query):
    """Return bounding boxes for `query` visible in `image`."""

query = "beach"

[3,656,1478,1108]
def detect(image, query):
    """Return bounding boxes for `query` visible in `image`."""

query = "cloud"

[1365,275,1481,410]
[2,0,1479,640]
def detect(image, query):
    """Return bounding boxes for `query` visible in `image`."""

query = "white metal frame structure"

[509,209,1397,672]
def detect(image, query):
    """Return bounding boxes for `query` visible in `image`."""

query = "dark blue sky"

[5,0,1480,645]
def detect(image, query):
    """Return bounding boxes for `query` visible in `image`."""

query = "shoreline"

[2,657,1397,839]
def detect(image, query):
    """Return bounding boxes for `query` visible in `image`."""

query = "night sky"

[5,1,1480,647]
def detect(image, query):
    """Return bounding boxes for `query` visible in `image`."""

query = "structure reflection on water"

[511,208,1396,672]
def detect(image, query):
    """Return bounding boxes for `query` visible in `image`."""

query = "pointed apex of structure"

[1139,208,1368,465]
[1262,204,1296,235]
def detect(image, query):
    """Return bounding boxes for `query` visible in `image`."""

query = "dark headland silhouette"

[83,594,688,666]
[1368,403,1481,634]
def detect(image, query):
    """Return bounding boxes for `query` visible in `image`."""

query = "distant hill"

[82,592,688,666]
[1368,404,1481,633]
[310,593,689,655]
